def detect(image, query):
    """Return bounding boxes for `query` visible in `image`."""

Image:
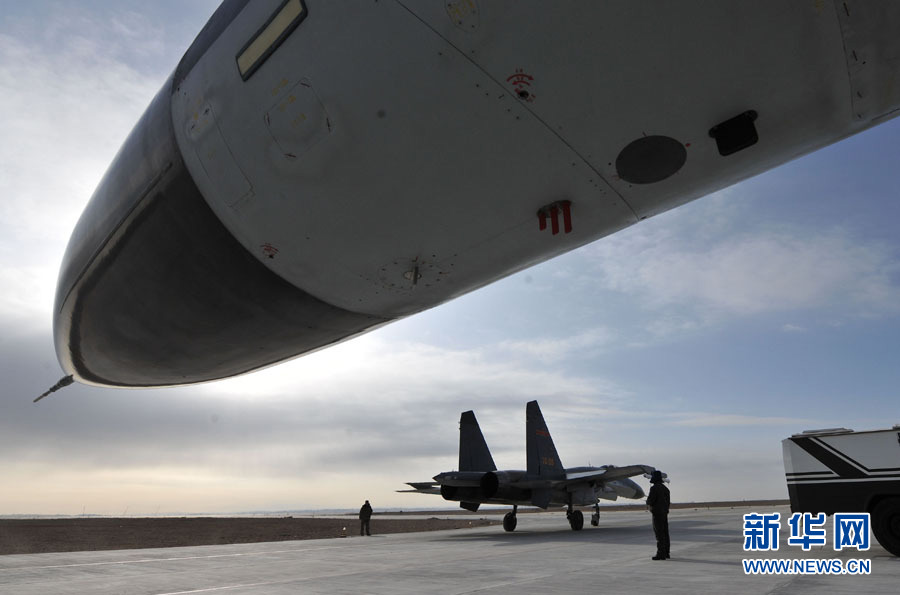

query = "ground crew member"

[359,500,373,536]
[646,470,670,560]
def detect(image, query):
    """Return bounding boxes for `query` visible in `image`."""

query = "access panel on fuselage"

[172,0,634,319]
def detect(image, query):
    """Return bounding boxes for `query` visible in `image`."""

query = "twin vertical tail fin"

[456,404,563,510]
[458,410,495,512]
[459,410,496,472]
[526,400,566,480]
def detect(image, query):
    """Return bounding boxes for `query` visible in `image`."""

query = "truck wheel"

[872,497,900,556]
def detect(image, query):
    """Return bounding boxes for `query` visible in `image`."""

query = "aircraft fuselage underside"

[55,0,900,386]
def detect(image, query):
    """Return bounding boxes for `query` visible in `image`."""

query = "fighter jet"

[402,401,664,531]
[47,1,900,390]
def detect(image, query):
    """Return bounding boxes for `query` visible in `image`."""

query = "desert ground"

[0,515,497,555]
[0,501,786,555]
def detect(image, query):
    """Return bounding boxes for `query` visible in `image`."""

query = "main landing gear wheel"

[503,512,518,532]
[872,497,900,556]
[568,509,584,531]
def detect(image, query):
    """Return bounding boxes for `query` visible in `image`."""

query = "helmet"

[650,470,664,484]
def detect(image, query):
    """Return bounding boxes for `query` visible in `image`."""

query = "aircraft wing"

[397,482,442,495]
[563,465,662,485]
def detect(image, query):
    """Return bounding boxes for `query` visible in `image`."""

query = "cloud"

[666,413,811,428]
[585,205,900,322]
[0,10,172,336]
[0,322,647,512]
[1,324,625,470]
[0,21,162,230]
[495,327,616,361]
[0,2,221,329]
[0,265,57,330]
[4,313,887,512]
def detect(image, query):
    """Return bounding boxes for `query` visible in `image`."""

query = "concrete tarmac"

[1,505,897,594]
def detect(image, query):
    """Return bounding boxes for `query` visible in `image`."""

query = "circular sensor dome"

[615,135,686,184]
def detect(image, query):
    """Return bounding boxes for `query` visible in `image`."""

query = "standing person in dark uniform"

[359,500,373,536]
[646,470,670,560]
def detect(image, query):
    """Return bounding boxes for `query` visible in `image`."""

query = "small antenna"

[33,375,74,403]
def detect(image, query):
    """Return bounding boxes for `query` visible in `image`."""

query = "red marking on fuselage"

[507,69,534,90]
[261,243,279,259]
[537,200,572,234]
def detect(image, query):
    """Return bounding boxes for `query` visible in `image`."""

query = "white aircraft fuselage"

[54,1,900,387]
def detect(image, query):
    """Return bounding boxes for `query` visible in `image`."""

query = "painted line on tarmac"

[155,581,286,595]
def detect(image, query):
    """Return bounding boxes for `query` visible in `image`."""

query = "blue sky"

[1,1,899,515]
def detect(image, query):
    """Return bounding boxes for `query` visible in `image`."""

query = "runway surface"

[1,506,897,594]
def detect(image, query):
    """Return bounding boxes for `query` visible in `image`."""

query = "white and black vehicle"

[783,427,900,556]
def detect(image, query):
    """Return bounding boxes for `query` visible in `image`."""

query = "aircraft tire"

[591,514,600,527]
[872,497,900,556]
[503,512,517,532]
[569,510,584,531]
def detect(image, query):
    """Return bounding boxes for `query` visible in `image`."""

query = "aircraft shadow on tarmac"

[433,517,733,548]
[437,522,650,547]
[429,518,761,569]
[663,519,740,543]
